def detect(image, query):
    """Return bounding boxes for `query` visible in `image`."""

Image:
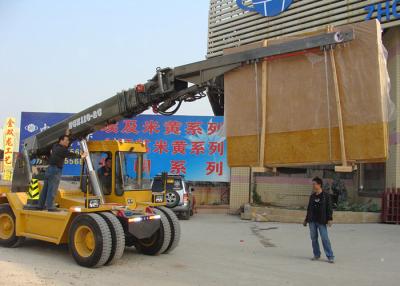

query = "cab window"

[86,152,113,195]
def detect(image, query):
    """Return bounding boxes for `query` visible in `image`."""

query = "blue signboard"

[235,0,399,22]
[20,112,229,182]
[21,112,80,176]
[236,0,293,17]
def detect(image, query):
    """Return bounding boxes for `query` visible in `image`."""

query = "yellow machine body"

[0,140,165,245]
[4,192,113,244]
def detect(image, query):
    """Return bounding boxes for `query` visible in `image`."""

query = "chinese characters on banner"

[3,117,16,181]
[20,113,229,182]
[93,116,228,182]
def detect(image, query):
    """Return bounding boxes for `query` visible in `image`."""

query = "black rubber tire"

[180,208,190,220]
[99,212,125,265]
[165,191,180,208]
[0,204,25,248]
[69,213,112,268]
[125,235,135,247]
[135,208,171,255]
[157,206,181,254]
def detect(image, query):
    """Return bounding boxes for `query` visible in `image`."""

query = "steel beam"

[175,29,354,80]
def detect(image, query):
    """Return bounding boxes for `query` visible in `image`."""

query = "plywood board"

[224,20,389,167]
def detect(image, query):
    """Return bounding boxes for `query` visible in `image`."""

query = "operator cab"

[80,140,164,208]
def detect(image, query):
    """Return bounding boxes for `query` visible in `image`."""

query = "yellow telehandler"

[0,139,180,267]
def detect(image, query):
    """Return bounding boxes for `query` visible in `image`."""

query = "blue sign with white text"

[236,0,293,17]
[20,112,229,182]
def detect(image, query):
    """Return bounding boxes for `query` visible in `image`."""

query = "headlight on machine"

[85,198,101,209]
[155,195,164,203]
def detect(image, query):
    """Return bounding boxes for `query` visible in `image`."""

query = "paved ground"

[0,214,399,286]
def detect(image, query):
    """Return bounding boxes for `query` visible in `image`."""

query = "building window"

[359,163,385,196]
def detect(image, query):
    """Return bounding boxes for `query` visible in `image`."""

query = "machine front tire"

[0,204,25,248]
[157,206,181,254]
[135,208,171,255]
[99,212,125,265]
[69,213,112,268]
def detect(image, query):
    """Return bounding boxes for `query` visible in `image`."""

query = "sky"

[0,0,213,128]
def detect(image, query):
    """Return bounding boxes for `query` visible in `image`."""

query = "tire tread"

[69,213,112,268]
[154,208,171,254]
[157,206,181,254]
[88,213,112,267]
[99,212,125,265]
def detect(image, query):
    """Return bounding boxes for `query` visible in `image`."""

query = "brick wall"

[192,185,230,205]
[229,168,356,211]
[255,176,355,208]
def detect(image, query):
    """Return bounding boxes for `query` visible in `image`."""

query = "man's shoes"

[328,258,335,264]
[24,205,43,210]
[47,208,60,212]
[311,257,320,261]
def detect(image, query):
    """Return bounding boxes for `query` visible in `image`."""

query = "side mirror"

[190,187,195,192]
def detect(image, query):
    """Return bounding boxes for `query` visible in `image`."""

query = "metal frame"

[80,139,104,204]
[175,29,354,84]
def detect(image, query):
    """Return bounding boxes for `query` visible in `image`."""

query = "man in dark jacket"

[97,157,112,195]
[36,135,87,211]
[303,177,335,263]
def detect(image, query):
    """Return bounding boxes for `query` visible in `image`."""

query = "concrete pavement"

[0,214,399,286]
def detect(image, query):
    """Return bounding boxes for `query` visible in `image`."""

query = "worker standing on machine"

[35,135,87,211]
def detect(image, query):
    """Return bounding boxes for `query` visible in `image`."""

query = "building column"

[384,27,400,189]
[229,167,251,213]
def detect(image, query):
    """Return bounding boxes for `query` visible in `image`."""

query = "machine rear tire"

[69,213,112,268]
[0,204,25,248]
[180,208,190,220]
[99,212,125,265]
[157,206,181,254]
[135,208,171,255]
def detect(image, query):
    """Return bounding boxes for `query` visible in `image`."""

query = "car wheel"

[165,191,180,208]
